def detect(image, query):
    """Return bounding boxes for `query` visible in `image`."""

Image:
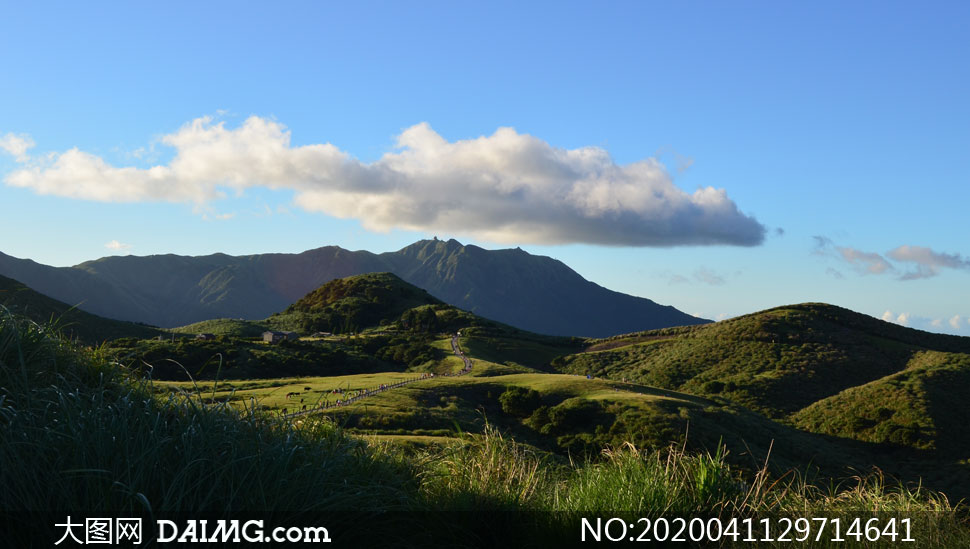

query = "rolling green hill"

[269,272,444,333]
[0,274,162,342]
[791,350,970,457]
[546,302,970,485]
[116,273,579,381]
[553,303,970,419]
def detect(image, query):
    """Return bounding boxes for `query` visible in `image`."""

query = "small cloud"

[888,245,970,280]
[0,133,35,162]
[813,236,892,275]
[104,240,132,251]
[774,227,785,237]
[882,309,968,333]
[194,203,236,221]
[675,155,694,174]
[825,267,844,280]
[201,211,235,221]
[882,310,910,326]
[838,247,892,275]
[667,274,689,285]
[693,267,726,286]
[817,238,970,282]
[715,312,732,321]
[812,235,834,255]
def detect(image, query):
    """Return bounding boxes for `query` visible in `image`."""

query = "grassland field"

[6,297,970,547]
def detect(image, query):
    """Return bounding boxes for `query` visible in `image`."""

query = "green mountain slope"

[791,350,970,457]
[0,274,162,342]
[0,239,706,337]
[553,303,970,419]
[117,272,578,381]
[269,272,444,333]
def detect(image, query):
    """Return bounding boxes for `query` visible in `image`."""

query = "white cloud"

[880,309,970,334]
[814,237,893,275]
[814,237,970,281]
[837,247,892,274]
[887,245,970,280]
[0,133,35,162]
[104,240,132,251]
[2,116,766,247]
[882,310,910,326]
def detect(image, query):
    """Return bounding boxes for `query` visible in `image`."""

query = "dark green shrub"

[701,380,725,393]
[498,386,541,417]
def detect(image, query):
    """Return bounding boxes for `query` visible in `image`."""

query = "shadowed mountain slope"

[0,240,705,337]
[0,274,162,342]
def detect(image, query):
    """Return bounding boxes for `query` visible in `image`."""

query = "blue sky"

[2,1,969,333]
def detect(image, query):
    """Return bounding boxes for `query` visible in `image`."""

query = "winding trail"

[283,332,471,419]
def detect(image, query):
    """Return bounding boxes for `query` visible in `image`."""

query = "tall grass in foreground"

[415,426,970,547]
[417,424,550,509]
[0,309,421,546]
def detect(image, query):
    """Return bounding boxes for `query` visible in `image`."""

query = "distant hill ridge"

[0,273,162,342]
[554,302,970,457]
[0,239,705,337]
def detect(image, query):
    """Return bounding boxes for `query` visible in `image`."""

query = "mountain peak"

[0,241,706,337]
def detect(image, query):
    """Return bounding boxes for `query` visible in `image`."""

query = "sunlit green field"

[156,371,423,411]
[155,366,712,430]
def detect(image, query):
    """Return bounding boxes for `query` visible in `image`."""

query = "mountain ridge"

[0,273,162,342]
[0,240,705,337]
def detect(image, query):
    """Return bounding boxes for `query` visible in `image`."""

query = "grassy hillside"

[792,351,970,457]
[6,309,969,546]
[155,358,970,500]
[169,317,267,338]
[554,303,970,419]
[0,273,162,342]
[121,273,579,381]
[107,335,400,380]
[270,272,443,333]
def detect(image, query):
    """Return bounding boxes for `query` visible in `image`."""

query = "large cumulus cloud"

[2,116,766,247]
